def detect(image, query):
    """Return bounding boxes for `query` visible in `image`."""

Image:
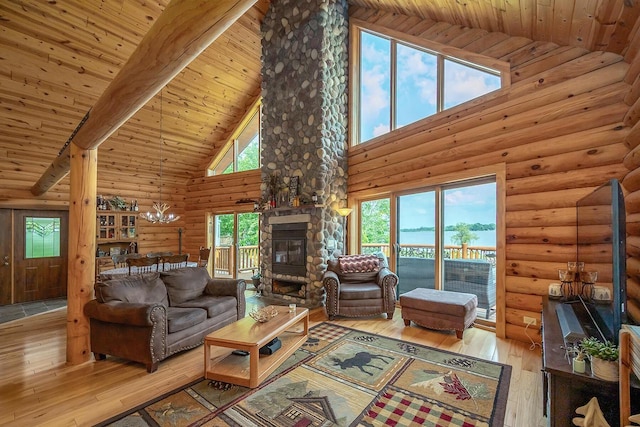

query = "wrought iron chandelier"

[140,89,180,224]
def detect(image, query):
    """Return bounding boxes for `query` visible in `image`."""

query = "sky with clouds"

[360,31,501,142]
[398,182,497,229]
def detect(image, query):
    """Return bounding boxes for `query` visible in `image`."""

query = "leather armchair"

[322,253,398,320]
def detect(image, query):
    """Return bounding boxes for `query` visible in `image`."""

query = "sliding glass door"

[212,212,260,279]
[213,214,234,278]
[396,191,437,295]
[390,178,497,321]
[442,181,497,319]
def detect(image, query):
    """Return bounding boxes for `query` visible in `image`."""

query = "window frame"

[350,19,511,146]
[207,98,262,176]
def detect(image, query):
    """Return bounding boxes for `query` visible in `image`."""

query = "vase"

[572,357,586,374]
[590,357,618,381]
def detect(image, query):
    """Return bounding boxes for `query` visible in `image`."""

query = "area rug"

[98,323,511,427]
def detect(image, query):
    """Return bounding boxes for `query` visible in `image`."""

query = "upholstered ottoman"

[400,288,477,339]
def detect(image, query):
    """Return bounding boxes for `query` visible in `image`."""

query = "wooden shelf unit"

[96,211,138,258]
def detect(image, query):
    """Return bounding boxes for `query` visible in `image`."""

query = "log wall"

[0,166,186,257]
[347,6,637,343]
[622,47,640,324]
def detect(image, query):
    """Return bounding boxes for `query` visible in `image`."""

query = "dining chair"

[111,254,129,269]
[127,256,160,275]
[198,247,211,268]
[147,251,173,258]
[162,253,189,271]
[96,257,114,280]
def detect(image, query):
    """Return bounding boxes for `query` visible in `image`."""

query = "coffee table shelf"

[204,306,308,388]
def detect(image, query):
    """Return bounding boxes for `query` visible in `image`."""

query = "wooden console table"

[204,306,308,388]
[542,297,639,426]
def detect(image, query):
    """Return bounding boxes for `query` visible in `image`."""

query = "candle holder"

[558,269,576,300]
[580,271,598,301]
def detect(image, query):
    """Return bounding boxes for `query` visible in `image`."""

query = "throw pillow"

[160,267,210,305]
[95,272,168,306]
[339,254,380,273]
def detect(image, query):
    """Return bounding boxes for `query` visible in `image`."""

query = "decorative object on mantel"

[249,305,279,322]
[140,89,180,224]
[264,172,281,209]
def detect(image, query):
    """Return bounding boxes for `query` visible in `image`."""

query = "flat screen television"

[575,178,627,344]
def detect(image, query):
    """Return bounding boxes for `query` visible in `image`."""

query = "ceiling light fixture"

[140,89,180,224]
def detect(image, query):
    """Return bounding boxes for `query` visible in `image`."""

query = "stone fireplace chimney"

[259,0,349,307]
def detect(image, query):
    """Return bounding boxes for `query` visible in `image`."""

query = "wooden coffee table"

[204,305,308,388]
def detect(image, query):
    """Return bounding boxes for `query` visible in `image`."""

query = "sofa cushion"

[339,282,383,300]
[166,307,207,333]
[95,273,168,305]
[160,267,210,305]
[174,295,237,318]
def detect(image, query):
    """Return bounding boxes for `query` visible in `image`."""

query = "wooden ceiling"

[1,0,639,190]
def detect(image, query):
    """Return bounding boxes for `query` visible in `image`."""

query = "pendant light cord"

[159,89,163,205]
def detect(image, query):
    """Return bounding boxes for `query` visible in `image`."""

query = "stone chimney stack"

[259,0,349,307]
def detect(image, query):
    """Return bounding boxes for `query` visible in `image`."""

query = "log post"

[67,143,97,365]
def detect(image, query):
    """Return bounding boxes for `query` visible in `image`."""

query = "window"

[208,101,261,176]
[25,217,61,258]
[356,28,502,144]
[360,198,390,256]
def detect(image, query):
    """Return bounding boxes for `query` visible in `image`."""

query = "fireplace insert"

[272,222,306,277]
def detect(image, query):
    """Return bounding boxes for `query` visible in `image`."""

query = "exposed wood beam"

[30,0,258,196]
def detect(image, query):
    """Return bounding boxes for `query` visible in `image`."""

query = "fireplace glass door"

[274,239,304,265]
[272,222,306,277]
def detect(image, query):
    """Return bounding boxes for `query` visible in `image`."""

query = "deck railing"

[214,245,259,276]
[214,243,496,275]
[361,243,496,262]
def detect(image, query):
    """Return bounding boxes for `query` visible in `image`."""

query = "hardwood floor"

[0,295,546,426]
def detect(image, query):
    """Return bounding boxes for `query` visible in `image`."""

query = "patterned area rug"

[98,323,511,427]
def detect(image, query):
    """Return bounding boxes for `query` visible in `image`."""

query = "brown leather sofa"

[84,267,245,372]
[322,253,398,320]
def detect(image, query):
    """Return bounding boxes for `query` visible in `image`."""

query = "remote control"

[232,350,249,356]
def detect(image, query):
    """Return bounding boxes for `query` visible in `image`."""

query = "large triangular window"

[208,101,261,176]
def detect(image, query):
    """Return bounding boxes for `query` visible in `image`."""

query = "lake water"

[400,230,496,247]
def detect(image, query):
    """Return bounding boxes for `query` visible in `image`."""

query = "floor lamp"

[337,207,353,255]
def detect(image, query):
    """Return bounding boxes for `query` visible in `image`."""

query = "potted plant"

[571,346,586,374]
[580,337,619,381]
[251,269,261,290]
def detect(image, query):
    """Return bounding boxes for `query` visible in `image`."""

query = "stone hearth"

[259,0,349,307]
